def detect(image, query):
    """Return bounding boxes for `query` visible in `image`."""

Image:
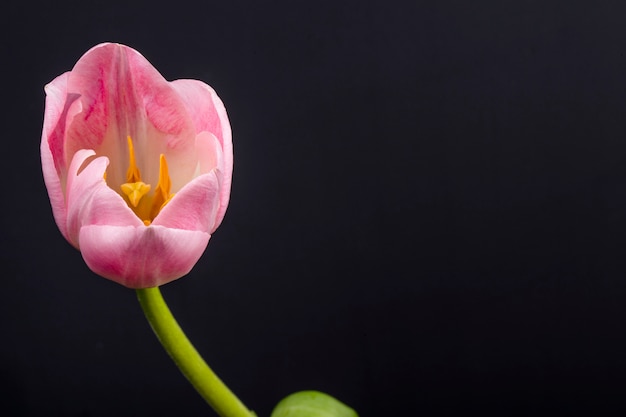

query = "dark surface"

[3,0,626,416]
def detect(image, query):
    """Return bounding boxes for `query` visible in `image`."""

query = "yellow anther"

[121,181,151,207]
[126,136,142,183]
[150,154,174,219]
[155,154,171,200]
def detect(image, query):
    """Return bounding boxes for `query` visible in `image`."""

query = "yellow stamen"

[150,154,174,219]
[155,154,171,203]
[117,136,176,225]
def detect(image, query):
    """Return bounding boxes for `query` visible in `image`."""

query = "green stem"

[136,287,255,417]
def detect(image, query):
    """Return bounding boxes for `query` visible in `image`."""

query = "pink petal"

[152,170,221,233]
[41,43,233,289]
[79,225,210,288]
[42,73,72,174]
[171,79,233,228]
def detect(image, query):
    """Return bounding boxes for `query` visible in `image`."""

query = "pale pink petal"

[208,84,233,228]
[193,132,230,230]
[79,225,210,288]
[152,171,220,233]
[170,79,233,227]
[65,149,142,247]
[169,79,233,172]
[194,131,220,175]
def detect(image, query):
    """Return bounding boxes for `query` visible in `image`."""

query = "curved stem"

[136,287,255,417]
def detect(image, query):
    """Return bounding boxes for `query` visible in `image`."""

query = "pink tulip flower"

[41,43,233,288]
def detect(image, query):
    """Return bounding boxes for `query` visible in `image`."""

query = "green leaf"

[270,391,358,417]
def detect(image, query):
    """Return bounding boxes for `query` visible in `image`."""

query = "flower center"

[119,136,174,225]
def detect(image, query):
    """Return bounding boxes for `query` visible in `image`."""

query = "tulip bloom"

[41,43,232,288]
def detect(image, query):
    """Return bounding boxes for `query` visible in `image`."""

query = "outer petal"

[41,72,78,240]
[170,79,233,229]
[79,225,210,288]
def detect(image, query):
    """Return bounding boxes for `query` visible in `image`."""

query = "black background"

[3,1,626,416]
